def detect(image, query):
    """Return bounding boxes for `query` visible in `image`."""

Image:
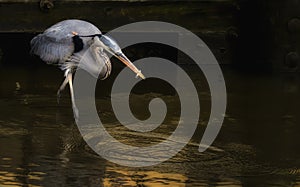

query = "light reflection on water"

[0,66,300,186]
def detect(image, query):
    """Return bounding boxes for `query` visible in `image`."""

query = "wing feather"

[30,19,101,64]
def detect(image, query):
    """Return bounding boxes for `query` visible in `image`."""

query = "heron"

[30,19,145,118]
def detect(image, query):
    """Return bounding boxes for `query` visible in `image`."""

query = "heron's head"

[94,35,145,79]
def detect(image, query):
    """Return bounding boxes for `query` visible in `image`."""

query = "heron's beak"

[115,52,145,79]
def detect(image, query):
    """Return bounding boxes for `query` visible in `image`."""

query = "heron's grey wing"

[30,19,102,63]
[30,32,74,63]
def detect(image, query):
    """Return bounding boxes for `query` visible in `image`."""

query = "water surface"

[0,66,300,186]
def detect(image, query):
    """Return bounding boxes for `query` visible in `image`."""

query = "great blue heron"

[30,19,145,118]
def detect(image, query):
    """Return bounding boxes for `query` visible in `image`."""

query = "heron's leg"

[57,76,69,104]
[67,73,79,119]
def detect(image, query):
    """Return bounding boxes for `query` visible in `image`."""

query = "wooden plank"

[0,1,236,33]
[0,0,234,2]
[0,0,237,65]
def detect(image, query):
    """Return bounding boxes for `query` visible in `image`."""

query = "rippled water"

[1,66,300,186]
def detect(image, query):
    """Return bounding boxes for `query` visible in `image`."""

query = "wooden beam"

[0,0,236,33]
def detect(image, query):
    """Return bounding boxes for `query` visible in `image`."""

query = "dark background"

[1,1,300,186]
[1,0,299,72]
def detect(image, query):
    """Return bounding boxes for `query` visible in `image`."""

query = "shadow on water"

[0,34,300,186]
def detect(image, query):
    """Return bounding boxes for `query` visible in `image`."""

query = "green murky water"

[0,65,300,187]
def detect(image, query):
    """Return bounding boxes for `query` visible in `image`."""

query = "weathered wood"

[0,0,237,65]
[0,0,236,33]
[0,0,232,2]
